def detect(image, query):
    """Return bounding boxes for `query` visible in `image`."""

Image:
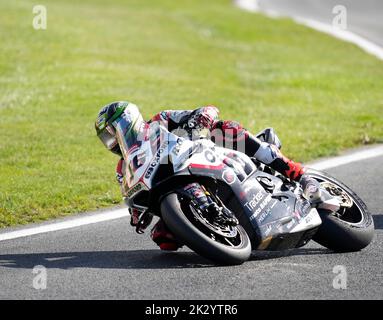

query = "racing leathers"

[116,105,308,251]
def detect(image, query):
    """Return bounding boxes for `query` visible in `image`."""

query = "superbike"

[117,115,375,265]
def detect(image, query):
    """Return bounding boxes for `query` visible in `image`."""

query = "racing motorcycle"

[116,112,375,265]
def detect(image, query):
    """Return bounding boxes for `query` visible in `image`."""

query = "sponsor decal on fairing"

[125,182,147,199]
[144,141,169,179]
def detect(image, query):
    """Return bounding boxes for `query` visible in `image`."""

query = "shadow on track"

[0,247,332,270]
[373,215,383,230]
[0,250,214,270]
[250,247,331,261]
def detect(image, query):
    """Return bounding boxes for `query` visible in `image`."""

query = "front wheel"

[306,169,375,252]
[161,193,251,265]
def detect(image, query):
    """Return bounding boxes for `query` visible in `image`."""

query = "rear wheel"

[161,193,251,265]
[306,169,374,252]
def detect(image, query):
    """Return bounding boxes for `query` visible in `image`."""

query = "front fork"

[179,183,239,226]
[132,183,217,234]
[181,183,213,210]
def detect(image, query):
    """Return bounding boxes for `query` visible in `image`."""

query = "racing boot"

[150,220,183,251]
[212,120,306,181]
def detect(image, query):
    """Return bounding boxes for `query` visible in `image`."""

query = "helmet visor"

[98,125,118,150]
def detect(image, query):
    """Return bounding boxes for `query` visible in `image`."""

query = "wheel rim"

[312,176,365,226]
[320,181,353,208]
[179,197,245,248]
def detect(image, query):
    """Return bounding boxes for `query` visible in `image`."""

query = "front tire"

[161,193,251,265]
[306,169,375,252]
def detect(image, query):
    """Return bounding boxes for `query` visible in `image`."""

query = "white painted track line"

[235,0,383,61]
[1,145,382,242]
[310,145,383,171]
[0,208,130,241]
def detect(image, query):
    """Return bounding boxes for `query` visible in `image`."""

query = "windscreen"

[115,115,142,155]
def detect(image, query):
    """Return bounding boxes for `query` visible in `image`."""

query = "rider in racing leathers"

[95,101,320,251]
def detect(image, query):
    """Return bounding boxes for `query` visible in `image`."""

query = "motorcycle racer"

[95,101,320,251]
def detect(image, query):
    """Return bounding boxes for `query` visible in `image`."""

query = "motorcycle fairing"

[116,120,321,250]
[185,145,321,249]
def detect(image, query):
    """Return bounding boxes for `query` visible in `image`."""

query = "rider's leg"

[212,120,305,180]
[211,120,320,201]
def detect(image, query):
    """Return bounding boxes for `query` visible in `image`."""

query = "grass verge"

[0,0,382,227]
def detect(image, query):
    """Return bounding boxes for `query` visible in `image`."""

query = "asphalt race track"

[1,1,382,300]
[256,0,383,47]
[0,149,382,300]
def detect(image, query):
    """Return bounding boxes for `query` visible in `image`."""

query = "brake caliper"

[206,202,238,227]
[183,183,238,227]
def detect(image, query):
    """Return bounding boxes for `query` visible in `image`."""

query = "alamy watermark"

[32,5,47,30]
[32,265,47,290]
[332,5,347,30]
[332,265,347,289]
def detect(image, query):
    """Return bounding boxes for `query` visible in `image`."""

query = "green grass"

[1,0,382,228]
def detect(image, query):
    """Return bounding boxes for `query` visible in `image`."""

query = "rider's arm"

[149,105,219,131]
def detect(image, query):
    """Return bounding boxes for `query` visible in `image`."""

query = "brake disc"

[320,181,353,208]
[189,204,238,238]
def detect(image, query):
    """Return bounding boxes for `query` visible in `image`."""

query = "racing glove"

[188,106,219,130]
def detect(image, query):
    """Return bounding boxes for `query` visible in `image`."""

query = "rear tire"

[306,169,375,252]
[161,193,251,265]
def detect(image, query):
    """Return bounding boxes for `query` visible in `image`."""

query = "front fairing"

[116,121,181,194]
[183,144,321,249]
[115,116,150,191]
